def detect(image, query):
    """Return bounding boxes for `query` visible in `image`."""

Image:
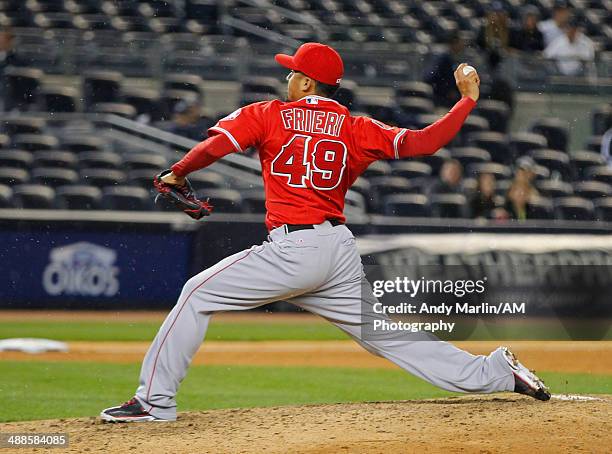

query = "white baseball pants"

[135,221,514,420]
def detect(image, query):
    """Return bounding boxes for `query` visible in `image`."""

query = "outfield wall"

[1,209,611,309]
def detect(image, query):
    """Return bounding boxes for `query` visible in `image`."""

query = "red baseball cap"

[275,43,344,86]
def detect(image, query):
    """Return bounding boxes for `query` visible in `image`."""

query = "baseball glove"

[153,169,213,220]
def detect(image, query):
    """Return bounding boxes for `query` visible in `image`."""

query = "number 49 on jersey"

[271,134,347,190]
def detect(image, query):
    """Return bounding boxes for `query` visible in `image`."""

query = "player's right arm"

[353,64,480,163]
[162,103,269,185]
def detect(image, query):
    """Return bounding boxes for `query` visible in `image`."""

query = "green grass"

[0,321,349,342]
[0,361,610,423]
[1,319,609,342]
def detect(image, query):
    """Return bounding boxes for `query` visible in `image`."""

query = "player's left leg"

[291,227,549,399]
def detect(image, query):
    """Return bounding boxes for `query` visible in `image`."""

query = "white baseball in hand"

[462,65,476,76]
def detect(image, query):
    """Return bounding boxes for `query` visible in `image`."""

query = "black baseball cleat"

[503,347,551,401]
[100,397,169,422]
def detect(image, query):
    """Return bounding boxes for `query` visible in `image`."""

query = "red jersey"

[208,95,409,230]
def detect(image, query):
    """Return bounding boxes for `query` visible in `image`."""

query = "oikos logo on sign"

[42,242,119,297]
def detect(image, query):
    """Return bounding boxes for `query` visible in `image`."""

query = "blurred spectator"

[476,2,510,65]
[509,6,544,52]
[424,32,464,107]
[0,27,23,110]
[470,173,498,218]
[503,157,540,220]
[514,156,539,187]
[602,127,612,166]
[429,159,463,194]
[156,98,214,141]
[538,0,572,47]
[0,27,22,71]
[544,17,595,76]
[504,180,532,220]
[480,51,515,112]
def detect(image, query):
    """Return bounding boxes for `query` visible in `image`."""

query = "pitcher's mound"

[4,395,610,453]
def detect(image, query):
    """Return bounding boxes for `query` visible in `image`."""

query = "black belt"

[285,219,343,233]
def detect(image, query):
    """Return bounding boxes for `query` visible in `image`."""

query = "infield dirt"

[1,395,610,453]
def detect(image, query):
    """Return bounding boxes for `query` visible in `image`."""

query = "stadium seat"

[531,118,570,153]
[164,73,204,95]
[38,87,79,113]
[475,100,510,133]
[159,89,200,120]
[360,100,397,124]
[349,176,371,200]
[369,176,420,211]
[12,184,55,209]
[0,185,13,208]
[200,189,243,213]
[102,186,150,211]
[466,162,512,180]
[83,70,123,109]
[1,134,12,147]
[509,132,548,157]
[188,171,226,190]
[574,181,612,200]
[93,103,137,119]
[531,149,572,181]
[532,164,551,181]
[362,160,392,178]
[585,135,602,152]
[11,134,59,151]
[429,193,468,218]
[494,179,512,197]
[345,190,366,213]
[468,132,511,164]
[527,196,555,220]
[241,77,281,96]
[0,168,29,186]
[369,175,414,196]
[595,198,612,222]
[80,168,126,187]
[394,81,433,100]
[122,153,167,171]
[122,88,160,120]
[586,166,612,185]
[459,116,490,145]
[450,147,491,168]
[390,161,432,180]
[242,189,267,214]
[554,197,595,221]
[1,117,46,136]
[62,137,107,153]
[592,104,612,135]
[383,193,429,217]
[413,148,450,176]
[414,114,441,130]
[127,169,156,188]
[536,180,574,199]
[77,151,122,169]
[397,97,434,116]
[32,151,77,169]
[56,185,103,210]
[239,91,278,107]
[0,150,33,169]
[3,66,43,111]
[569,150,606,180]
[332,80,357,109]
[31,167,79,187]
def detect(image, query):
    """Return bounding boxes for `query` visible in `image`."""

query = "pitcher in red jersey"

[101,43,549,423]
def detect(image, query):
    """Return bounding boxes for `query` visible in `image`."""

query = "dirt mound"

[2,395,610,453]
